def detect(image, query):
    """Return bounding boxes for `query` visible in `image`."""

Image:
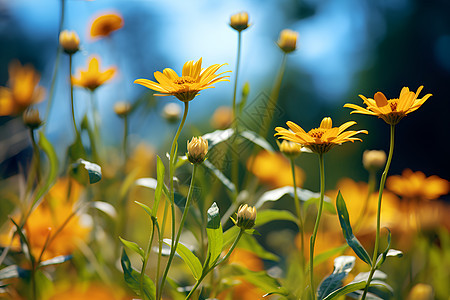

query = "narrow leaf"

[255,209,298,227]
[336,191,372,265]
[0,265,30,280]
[153,155,165,218]
[121,249,155,300]
[202,128,234,149]
[35,132,58,202]
[206,202,223,267]
[72,158,102,184]
[120,237,145,259]
[255,186,331,209]
[203,160,236,193]
[91,201,117,218]
[135,201,153,217]
[38,255,72,268]
[317,256,356,300]
[240,130,275,152]
[163,239,202,280]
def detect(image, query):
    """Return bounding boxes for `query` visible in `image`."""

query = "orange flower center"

[308,128,326,139]
[388,99,398,111]
[174,76,195,85]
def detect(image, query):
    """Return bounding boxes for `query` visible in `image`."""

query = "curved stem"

[309,153,325,300]
[361,124,395,300]
[290,158,305,273]
[69,54,79,137]
[231,31,242,195]
[29,129,41,183]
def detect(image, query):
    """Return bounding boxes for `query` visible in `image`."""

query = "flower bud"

[277,29,298,53]
[230,12,250,31]
[279,140,302,158]
[187,137,208,164]
[363,150,386,171]
[59,30,80,54]
[114,101,131,117]
[407,283,433,300]
[23,108,43,129]
[162,103,181,123]
[237,204,257,230]
[210,106,233,129]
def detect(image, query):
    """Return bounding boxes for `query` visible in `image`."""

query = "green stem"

[361,124,395,300]
[231,31,242,195]
[309,153,325,300]
[29,128,41,183]
[290,158,305,273]
[185,228,245,300]
[140,221,156,298]
[156,200,170,300]
[69,54,79,137]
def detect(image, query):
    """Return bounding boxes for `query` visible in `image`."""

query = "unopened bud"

[279,140,302,158]
[277,29,298,53]
[59,30,80,54]
[407,283,433,300]
[230,12,250,32]
[162,103,181,123]
[114,101,131,117]
[187,137,208,164]
[237,204,256,230]
[363,150,386,171]
[23,108,43,129]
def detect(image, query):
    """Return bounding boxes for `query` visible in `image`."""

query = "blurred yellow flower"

[0,60,45,116]
[407,283,434,300]
[386,169,449,201]
[125,143,156,178]
[59,30,80,54]
[344,86,432,125]
[277,29,298,53]
[279,140,302,158]
[275,117,367,154]
[247,150,305,188]
[72,56,116,91]
[230,12,250,31]
[48,282,129,300]
[134,58,230,102]
[210,106,233,129]
[90,12,124,39]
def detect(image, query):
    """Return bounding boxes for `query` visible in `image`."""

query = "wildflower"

[90,12,124,39]
[247,150,305,188]
[0,61,45,116]
[187,136,208,164]
[210,106,233,129]
[23,108,43,129]
[344,86,432,125]
[407,283,434,300]
[134,58,230,102]
[277,29,298,53]
[279,140,302,158]
[362,150,386,172]
[275,117,368,154]
[162,102,181,123]
[236,204,256,230]
[386,169,449,201]
[72,56,115,91]
[59,30,80,54]
[230,12,250,31]
[114,101,131,117]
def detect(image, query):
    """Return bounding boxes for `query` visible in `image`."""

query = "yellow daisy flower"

[275,117,368,154]
[71,56,116,91]
[0,60,45,116]
[90,12,124,39]
[134,58,230,102]
[344,86,432,125]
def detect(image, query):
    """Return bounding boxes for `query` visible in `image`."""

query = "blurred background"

[1,0,449,192]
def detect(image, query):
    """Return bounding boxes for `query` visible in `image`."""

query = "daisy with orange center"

[134,58,230,102]
[344,86,432,125]
[275,117,368,154]
[72,56,116,91]
[0,61,45,116]
[90,12,124,39]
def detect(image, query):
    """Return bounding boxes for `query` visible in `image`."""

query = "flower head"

[236,204,257,230]
[72,56,116,91]
[59,30,80,54]
[23,108,43,129]
[134,58,230,102]
[344,86,432,125]
[230,12,250,31]
[277,29,298,53]
[275,117,368,154]
[0,61,45,116]
[407,284,434,300]
[187,136,208,164]
[114,101,131,117]
[279,140,302,158]
[162,102,181,123]
[90,12,124,39]
[386,169,449,201]
[362,150,386,172]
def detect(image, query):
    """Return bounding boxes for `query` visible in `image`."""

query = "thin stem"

[29,129,41,183]
[231,31,242,195]
[309,153,325,300]
[290,157,305,273]
[140,221,156,298]
[69,54,79,137]
[361,124,395,300]
[156,199,170,300]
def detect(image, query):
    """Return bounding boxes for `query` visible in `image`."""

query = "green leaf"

[0,265,30,280]
[237,234,279,261]
[255,186,331,210]
[229,264,285,295]
[119,237,145,259]
[206,202,223,267]
[318,256,356,300]
[203,160,236,193]
[336,191,371,265]
[255,209,298,227]
[203,128,234,149]
[10,218,33,263]
[304,197,336,214]
[121,249,155,300]
[71,158,102,184]
[240,130,275,152]
[34,132,58,203]
[38,255,72,268]
[307,244,349,269]
[80,114,99,162]
[91,201,117,218]
[135,201,153,217]
[153,155,165,218]
[67,132,86,163]
[163,239,202,280]
[223,226,240,248]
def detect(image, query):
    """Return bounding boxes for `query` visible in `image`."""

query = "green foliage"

[71,158,102,184]
[153,155,165,218]
[121,249,156,300]
[163,239,202,280]
[317,256,355,300]
[206,202,223,267]
[34,131,58,204]
[119,237,145,260]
